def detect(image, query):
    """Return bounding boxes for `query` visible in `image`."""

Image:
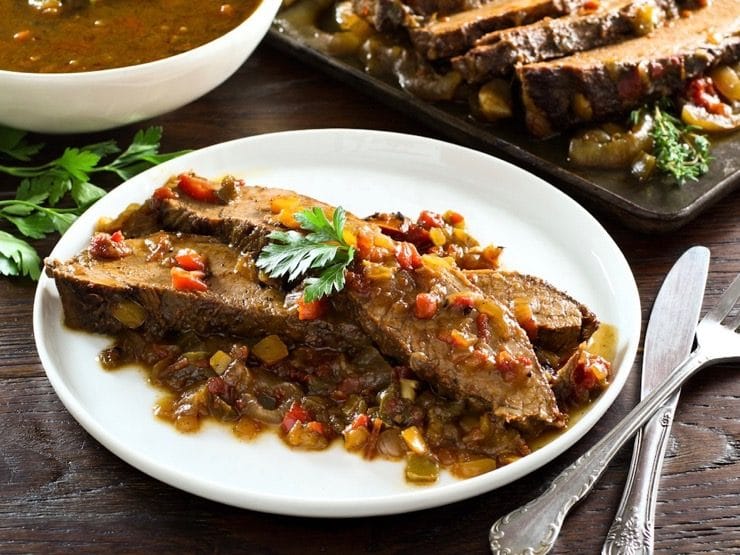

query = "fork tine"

[703,273,740,325]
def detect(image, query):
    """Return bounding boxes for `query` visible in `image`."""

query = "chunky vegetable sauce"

[1,0,261,73]
[83,176,615,484]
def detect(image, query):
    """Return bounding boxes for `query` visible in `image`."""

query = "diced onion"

[450,458,497,479]
[253,335,289,365]
[477,79,513,122]
[401,426,429,454]
[111,300,146,329]
[569,112,653,168]
[711,64,740,102]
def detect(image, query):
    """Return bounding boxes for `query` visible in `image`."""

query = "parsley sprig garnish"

[631,102,711,185]
[256,206,356,302]
[0,126,189,279]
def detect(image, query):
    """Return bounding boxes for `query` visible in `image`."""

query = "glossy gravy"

[1,0,261,73]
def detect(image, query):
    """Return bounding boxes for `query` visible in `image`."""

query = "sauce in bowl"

[1,0,262,73]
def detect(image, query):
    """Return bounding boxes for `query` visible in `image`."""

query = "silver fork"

[489,273,740,555]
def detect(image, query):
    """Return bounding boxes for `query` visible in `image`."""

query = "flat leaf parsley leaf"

[0,125,189,280]
[256,206,356,302]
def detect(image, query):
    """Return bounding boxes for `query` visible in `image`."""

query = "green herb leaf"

[0,230,41,279]
[256,206,356,301]
[15,177,51,205]
[0,127,44,162]
[303,260,351,303]
[633,102,712,186]
[70,180,107,208]
[97,126,191,180]
[4,212,57,239]
[0,126,187,280]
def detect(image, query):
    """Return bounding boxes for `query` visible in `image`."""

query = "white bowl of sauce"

[0,0,281,133]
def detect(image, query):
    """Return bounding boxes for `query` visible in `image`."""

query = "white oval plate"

[34,129,641,517]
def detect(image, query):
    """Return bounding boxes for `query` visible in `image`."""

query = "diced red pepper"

[444,210,465,226]
[170,266,208,292]
[414,293,438,319]
[417,210,445,229]
[351,413,370,430]
[281,401,312,433]
[476,313,491,341]
[153,185,177,200]
[495,350,532,382]
[573,353,611,390]
[110,230,124,243]
[298,296,327,320]
[449,294,476,310]
[395,242,422,270]
[175,248,207,272]
[177,173,219,203]
[581,0,599,11]
[686,77,730,116]
[438,329,474,349]
[88,232,132,260]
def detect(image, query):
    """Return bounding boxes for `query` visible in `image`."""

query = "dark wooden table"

[2,44,739,554]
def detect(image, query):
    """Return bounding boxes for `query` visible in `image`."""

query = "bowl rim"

[0,0,282,79]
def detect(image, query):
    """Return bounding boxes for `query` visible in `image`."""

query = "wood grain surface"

[1,44,738,555]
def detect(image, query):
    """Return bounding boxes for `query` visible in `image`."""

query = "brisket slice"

[517,0,740,137]
[453,0,677,82]
[129,184,564,430]
[409,0,581,60]
[466,270,598,367]
[45,232,370,351]
[353,0,493,32]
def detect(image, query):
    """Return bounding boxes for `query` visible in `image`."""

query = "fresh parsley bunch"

[0,126,188,279]
[256,206,356,302]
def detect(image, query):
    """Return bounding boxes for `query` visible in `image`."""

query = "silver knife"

[602,246,710,555]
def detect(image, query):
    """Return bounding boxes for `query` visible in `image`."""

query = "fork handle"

[489,349,710,555]
[601,391,679,555]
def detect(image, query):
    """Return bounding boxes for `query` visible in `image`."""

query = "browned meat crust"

[467,269,598,365]
[409,0,581,60]
[517,0,740,137]
[45,233,371,351]
[353,0,495,31]
[452,0,677,82]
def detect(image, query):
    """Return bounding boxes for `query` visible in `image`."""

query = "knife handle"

[602,391,680,555]
[488,349,709,555]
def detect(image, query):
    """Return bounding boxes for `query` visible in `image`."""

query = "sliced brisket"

[46,232,370,351]
[517,0,740,136]
[467,270,598,366]
[453,0,677,82]
[126,183,564,430]
[409,0,581,60]
[353,0,493,32]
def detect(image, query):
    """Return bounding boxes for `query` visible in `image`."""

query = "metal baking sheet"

[266,25,740,232]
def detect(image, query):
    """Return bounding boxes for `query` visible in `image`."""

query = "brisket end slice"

[409,0,581,60]
[517,0,740,137]
[467,270,598,366]
[452,0,677,82]
[338,264,565,431]
[352,0,493,31]
[46,233,370,351]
